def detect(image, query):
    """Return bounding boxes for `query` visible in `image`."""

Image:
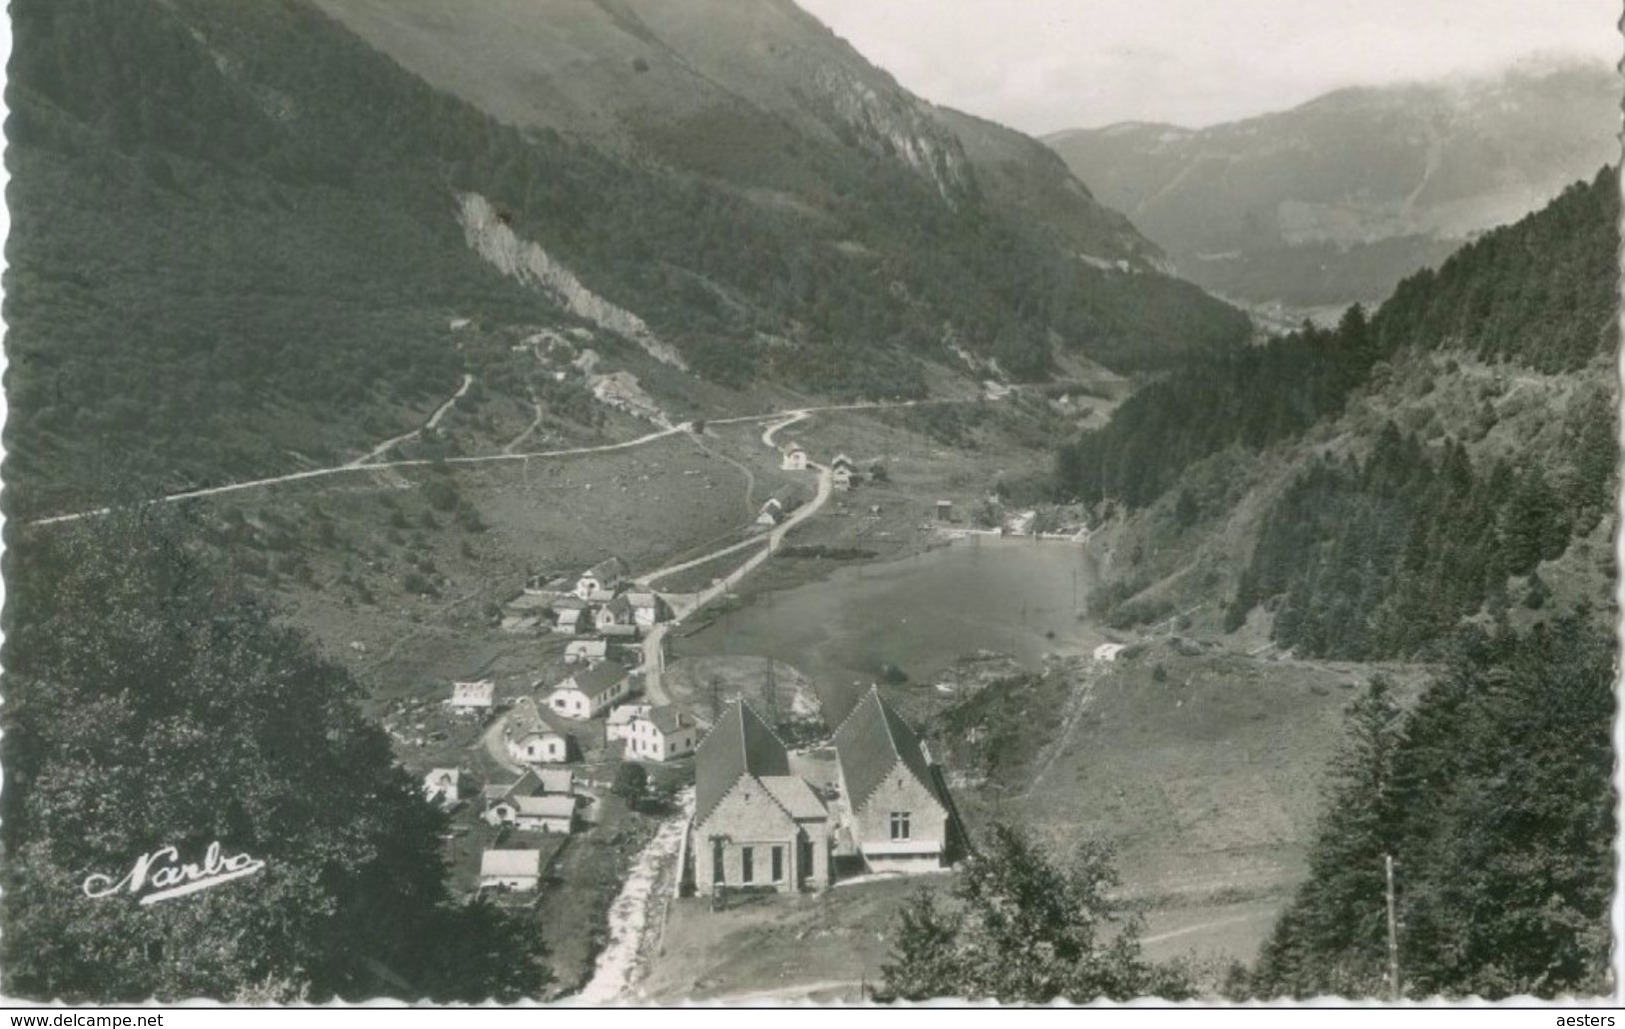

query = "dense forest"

[6,0,1246,518]
[1236,616,1613,999]
[1056,168,1618,660]
[0,512,550,1002]
[1228,411,1615,660]
[1054,168,1618,511]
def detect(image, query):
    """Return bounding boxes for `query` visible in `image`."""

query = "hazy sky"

[797,0,1621,134]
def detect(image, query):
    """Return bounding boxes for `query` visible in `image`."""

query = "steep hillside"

[310,0,1163,268]
[1057,169,1619,660]
[1047,62,1619,319]
[6,0,1246,518]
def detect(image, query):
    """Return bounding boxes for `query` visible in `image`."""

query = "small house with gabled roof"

[595,594,636,633]
[831,687,951,875]
[546,661,632,720]
[691,700,829,894]
[626,591,666,628]
[504,696,575,764]
[575,556,629,601]
[781,443,808,471]
[565,638,609,664]
[553,596,588,635]
[626,705,699,762]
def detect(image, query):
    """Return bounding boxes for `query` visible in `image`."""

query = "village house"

[756,497,783,527]
[422,768,460,807]
[574,556,629,601]
[595,594,636,634]
[626,591,666,628]
[832,687,952,875]
[490,794,578,834]
[479,849,543,891]
[546,661,633,720]
[552,596,588,635]
[606,702,653,743]
[447,679,495,716]
[830,454,856,491]
[483,768,576,831]
[691,700,831,895]
[565,638,609,665]
[626,705,699,763]
[504,695,573,765]
[482,768,540,810]
[780,443,808,471]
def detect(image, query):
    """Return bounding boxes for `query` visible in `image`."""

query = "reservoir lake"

[679,535,1114,722]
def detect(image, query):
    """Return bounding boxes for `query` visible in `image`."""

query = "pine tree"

[1253,677,1405,997]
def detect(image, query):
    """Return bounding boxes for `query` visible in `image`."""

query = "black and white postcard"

[1,0,1619,1007]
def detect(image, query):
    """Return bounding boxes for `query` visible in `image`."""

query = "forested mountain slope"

[1240,618,1613,999]
[1058,167,1618,661]
[5,0,1245,518]
[310,0,1172,272]
[1051,162,1618,1002]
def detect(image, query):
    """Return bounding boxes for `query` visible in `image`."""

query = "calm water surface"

[681,536,1111,722]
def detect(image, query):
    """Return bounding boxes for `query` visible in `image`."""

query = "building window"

[712,840,724,885]
[771,846,784,883]
[741,846,755,884]
[890,812,911,840]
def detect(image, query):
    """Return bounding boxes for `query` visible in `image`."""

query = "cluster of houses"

[779,443,861,492]
[688,688,954,895]
[500,556,671,639]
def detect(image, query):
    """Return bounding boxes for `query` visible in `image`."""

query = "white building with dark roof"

[626,705,699,763]
[690,700,829,895]
[574,556,629,601]
[831,687,952,875]
[546,661,633,720]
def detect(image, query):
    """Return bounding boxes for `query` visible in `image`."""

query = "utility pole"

[1385,853,1401,1001]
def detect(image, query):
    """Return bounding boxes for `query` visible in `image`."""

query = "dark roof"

[487,768,541,801]
[566,661,627,698]
[646,705,695,735]
[583,556,628,583]
[695,700,789,826]
[759,776,827,820]
[832,687,936,812]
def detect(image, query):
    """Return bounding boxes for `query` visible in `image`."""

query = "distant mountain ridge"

[1046,62,1620,320]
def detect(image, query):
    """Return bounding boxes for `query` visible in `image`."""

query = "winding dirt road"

[30,396,989,528]
[350,373,475,467]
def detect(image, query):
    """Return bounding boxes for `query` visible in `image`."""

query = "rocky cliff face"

[311,0,1151,266]
[457,192,688,370]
